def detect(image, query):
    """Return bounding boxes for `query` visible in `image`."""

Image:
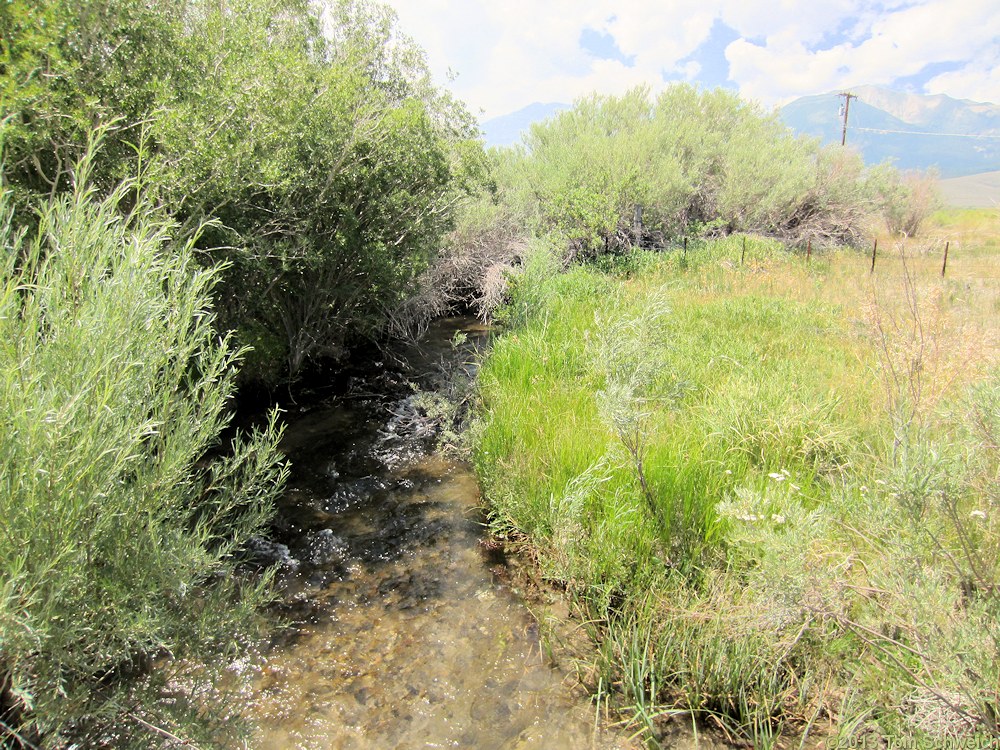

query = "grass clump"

[0,151,287,747]
[472,234,999,746]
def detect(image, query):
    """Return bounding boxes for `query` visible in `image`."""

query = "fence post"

[870,238,878,274]
[683,236,687,260]
[741,236,746,265]
[941,241,950,277]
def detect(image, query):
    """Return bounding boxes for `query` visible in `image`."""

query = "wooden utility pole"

[839,92,857,146]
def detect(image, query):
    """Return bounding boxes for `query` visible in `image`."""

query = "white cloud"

[602,1,719,66]
[386,0,721,116]
[381,0,1000,117]
[721,0,865,46]
[925,53,1000,104]
[726,0,1000,106]
[726,39,845,105]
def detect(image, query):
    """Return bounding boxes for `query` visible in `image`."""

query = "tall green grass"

[0,151,287,747]
[473,238,1000,746]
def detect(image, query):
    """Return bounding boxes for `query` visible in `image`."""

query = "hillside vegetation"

[421,85,938,330]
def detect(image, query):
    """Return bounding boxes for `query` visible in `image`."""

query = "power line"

[830,92,1000,140]
[849,126,1000,139]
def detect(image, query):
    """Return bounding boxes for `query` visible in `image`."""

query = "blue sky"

[383,0,1000,118]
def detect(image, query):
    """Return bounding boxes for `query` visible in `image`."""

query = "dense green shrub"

[495,85,892,256]
[0,152,286,747]
[153,0,482,379]
[1,0,484,383]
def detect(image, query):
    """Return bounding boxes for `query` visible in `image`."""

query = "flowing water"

[239,318,641,750]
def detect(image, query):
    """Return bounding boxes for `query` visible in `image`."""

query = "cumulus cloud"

[727,0,1000,105]
[925,53,1000,104]
[722,0,866,46]
[383,0,1000,117]
[387,0,719,115]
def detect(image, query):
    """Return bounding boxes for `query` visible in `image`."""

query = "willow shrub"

[0,155,286,747]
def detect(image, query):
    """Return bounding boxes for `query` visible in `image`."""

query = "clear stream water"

[236,318,642,750]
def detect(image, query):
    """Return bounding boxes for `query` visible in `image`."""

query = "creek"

[236,317,638,750]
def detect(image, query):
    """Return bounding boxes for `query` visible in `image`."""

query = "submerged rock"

[243,536,300,571]
[297,528,349,567]
[321,476,388,514]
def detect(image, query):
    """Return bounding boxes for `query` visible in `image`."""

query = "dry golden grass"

[863,212,999,414]
[691,215,999,418]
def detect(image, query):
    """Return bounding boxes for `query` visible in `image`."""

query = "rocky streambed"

[235,318,639,750]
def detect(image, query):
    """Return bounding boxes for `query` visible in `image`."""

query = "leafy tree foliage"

[1,0,482,382]
[0,0,485,741]
[0,0,188,201]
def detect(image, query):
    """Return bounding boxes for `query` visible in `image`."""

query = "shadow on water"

[237,317,640,750]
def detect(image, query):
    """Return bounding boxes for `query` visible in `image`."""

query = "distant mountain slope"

[938,170,1000,208]
[480,102,569,148]
[850,85,1000,135]
[779,85,1000,178]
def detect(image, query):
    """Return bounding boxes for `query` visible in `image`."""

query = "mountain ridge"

[479,102,570,148]
[778,85,1000,177]
[846,85,1000,134]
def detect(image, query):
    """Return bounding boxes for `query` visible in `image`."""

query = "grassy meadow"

[472,211,1000,747]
